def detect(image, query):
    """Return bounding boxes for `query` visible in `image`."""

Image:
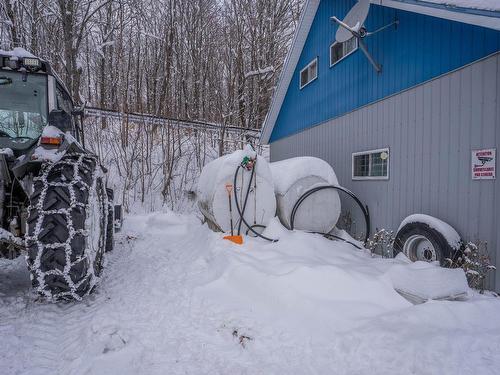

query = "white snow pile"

[194,217,411,338]
[398,213,462,249]
[269,156,339,194]
[387,256,469,303]
[1,212,500,374]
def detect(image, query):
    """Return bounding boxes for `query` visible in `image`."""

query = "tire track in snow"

[55,213,212,374]
[1,213,240,374]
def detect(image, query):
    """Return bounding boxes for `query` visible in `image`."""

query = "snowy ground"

[1,211,500,375]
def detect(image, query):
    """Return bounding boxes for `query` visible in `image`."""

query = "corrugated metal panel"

[270,0,500,142]
[270,53,500,290]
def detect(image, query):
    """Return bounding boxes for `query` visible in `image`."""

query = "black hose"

[233,164,278,242]
[290,185,371,245]
[322,233,363,250]
[236,164,255,235]
[245,224,266,236]
[232,163,370,247]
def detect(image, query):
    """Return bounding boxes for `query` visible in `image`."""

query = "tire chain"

[25,153,108,301]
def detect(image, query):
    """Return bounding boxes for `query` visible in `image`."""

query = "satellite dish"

[335,0,370,43]
[331,0,398,73]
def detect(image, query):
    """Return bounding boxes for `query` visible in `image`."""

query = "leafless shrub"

[446,241,496,292]
[366,229,395,258]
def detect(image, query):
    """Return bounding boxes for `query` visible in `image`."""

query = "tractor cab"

[0,48,81,156]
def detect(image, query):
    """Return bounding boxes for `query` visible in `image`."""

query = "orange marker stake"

[223,183,243,245]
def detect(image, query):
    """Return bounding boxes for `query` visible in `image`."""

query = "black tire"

[26,153,108,301]
[393,222,458,266]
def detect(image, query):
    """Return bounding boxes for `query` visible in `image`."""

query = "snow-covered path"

[1,212,500,375]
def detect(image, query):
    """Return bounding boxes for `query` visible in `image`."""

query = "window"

[300,58,318,89]
[55,83,76,133]
[56,83,73,115]
[0,70,47,140]
[352,148,389,180]
[330,37,358,67]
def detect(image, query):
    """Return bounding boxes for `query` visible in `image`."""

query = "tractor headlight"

[22,57,41,70]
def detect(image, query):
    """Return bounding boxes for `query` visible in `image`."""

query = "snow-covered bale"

[269,157,341,233]
[197,146,276,233]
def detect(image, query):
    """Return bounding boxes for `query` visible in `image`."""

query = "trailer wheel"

[26,153,108,301]
[393,221,458,266]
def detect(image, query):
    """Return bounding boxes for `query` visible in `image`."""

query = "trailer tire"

[393,221,457,266]
[26,153,108,301]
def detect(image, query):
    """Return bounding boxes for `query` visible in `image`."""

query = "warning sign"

[472,148,496,180]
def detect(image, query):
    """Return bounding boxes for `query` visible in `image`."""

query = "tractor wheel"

[26,153,108,301]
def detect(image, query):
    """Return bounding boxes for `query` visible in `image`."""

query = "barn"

[260,0,500,290]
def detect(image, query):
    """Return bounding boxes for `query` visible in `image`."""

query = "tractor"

[0,48,121,301]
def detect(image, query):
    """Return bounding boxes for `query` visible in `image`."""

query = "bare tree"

[1,0,302,211]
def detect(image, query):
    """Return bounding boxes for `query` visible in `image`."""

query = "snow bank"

[197,146,276,233]
[270,157,341,233]
[2,211,500,374]
[195,226,411,336]
[398,214,461,249]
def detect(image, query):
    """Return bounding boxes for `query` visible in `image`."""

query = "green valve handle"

[241,156,255,171]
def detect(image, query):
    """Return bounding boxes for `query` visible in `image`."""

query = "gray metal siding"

[270,53,500,291]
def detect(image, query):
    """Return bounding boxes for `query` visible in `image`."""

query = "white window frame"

[330,38,358,67]
[352,148,390,180]
[299,58,318,89]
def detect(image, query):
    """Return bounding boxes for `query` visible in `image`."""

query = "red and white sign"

[472,148,496,180]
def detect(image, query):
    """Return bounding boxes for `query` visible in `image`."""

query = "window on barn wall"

[330,37,358,66]
[300,58,318,89]
[352,148,389,180]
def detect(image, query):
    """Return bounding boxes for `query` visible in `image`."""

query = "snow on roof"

[411,0,500,13]
[260,0,500,144]
[0,47,37,60]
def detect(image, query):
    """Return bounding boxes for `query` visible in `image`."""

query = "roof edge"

[374,0,500,30]
[260,0,321,144]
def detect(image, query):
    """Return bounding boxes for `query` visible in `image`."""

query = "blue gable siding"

[270,0,500,142]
